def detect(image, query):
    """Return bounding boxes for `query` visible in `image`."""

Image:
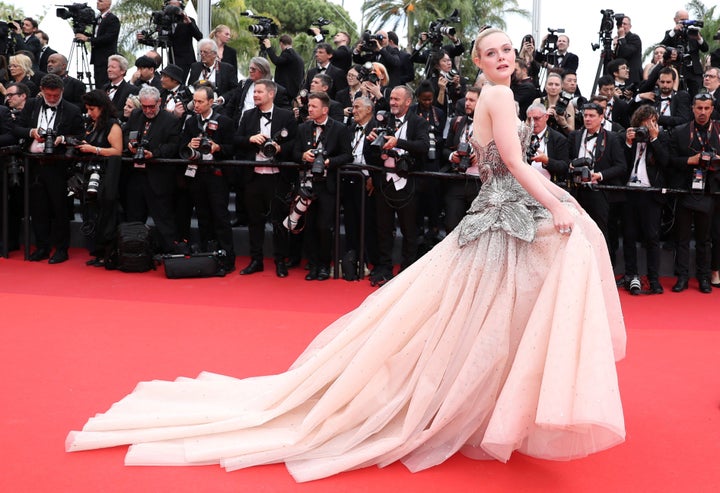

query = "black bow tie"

[394,118,404,128]
[586,132,599,141]
[660,96,671,101]
[260,111,272,120]
[353,124,364,133]
[466,115,473,122]
[107,84,118,91]
[313,122,326,129]
[531,134,540,143]
[317,66,326,72]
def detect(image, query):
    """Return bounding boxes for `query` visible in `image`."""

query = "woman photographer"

[518,34,541,89]
[428,49,466,119]
[74,89,123,267]
[532,71,575,135]
[210,24,237,69]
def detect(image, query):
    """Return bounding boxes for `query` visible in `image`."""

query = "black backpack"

[107,222,155,273]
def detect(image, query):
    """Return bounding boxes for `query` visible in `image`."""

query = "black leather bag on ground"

[162,252,228,279]
[106,222,156,273]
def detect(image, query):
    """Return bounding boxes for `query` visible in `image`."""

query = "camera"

[37,128,57,154]
[295,89,309,121]
[64,136,83,158]
[370,110,391,147]
[570,157,594,184]
[681,19,704,39]
[426,9,461,46]
[180,120,218,160]
[360,30,384,52]
[86,163,101,197]
[442,68,460,83]
[455,141,473,173]
[307,17,331,37]
[0,145,23,187]
[542,27,565,54]
[56,3,95,35]
[357,61,379,84]
[428,124,437,161]
[526,138,541,162]
[699,149,720,171]
[128,130,149,161]
[139,3,186,48]
[261,128,289,158]
[554,91,572,118]
[283,184,314,232]
[381,149,413,178]
[310,145,327,179]
[241,11,278,39]
[631,126,650,143]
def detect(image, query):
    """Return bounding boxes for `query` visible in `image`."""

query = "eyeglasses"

[703,73,718,79]
[528,115,546,121]
[346,73,358,79]
[5,92,19,97]
[199,50,215,55]
[248,67,260,73]
[141,103,159,109]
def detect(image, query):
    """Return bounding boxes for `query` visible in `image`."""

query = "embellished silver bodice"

[457,124,551,246]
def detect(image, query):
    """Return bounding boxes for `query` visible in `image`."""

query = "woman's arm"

[477,85,575,232]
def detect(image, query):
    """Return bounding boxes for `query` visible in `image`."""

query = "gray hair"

[108,54,129,72]
[249,56,271,77]
[526,102,548,115]
[138,84,161,102]
[197,38,218,54]
[354,96,374,110]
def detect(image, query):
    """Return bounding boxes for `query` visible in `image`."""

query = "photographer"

[75,0,119,88]
[366,85,429,285]
[427,49,466,121]
[292,91,352,281]
[668,93,719,293]
[210,25,237,70]
[45,53,87,108]
[223,56,290,123]
[517,34,541,89]
[512,59,540,120]
[443,86,481,232]
[606,58,635,101]
[525,102,569,183]
[612,16,643,84]
[352,30,402,89]
[568,102,627,248]
[660,9,708,96]
[13,74,84,264]
[186,39,238,104]
[532,72,575,135]
[702,67,720,120]
[178,85,236,272]
[122,85,182,254]
[73,89,123,267]
[0,102,19,254]
[132,55,161,90]
[304,43,346,99]
[16,18,41,64]
[536,31,578,75]
[103,54,139,114]
[234,79,298,277]
[158,63,188,118]
[634,67,692,130]
[619,105,669,295]
[597,75,631,130]
[262,34,304,99]
[2,54,38,97]
[331,31,353,73]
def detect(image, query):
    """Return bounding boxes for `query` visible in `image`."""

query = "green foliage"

[0,2,24,20]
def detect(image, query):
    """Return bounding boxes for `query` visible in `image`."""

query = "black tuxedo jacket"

[90,12,119,64]
[353,46,402,88]
[609,98,631,130]
[38,46,57,74]
[0,105,18,147]
[557,52,579,74]
[104,80,140,114]
[234,106,298,183]
[169,18,203,76]
[187,61,239,97]
[122,109,181,195]
[265,46,304,99]
[623,131,671,197]
[538,127,570,181]
[134,73,162,90]
[668,120,720,192]
[179,110,235,162]
[332,45,353,73]
[614,32,643,83]
[512,78,540,120]
[366,111,430,176]
[159,84,188,111]
[653,91,692,129]
[221,80,291,124]
[661,31,708,75]
[293,118,353,193]
[569,127,628,186]
[60,75,87,108]
[14,98,84,151]
[23,34,41,64]
[304,64,347,98]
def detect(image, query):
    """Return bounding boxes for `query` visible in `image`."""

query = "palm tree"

[362,0,443,44]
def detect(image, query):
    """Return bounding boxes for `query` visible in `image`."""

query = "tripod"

[68,39,94,89]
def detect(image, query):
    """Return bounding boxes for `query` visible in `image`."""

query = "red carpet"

[1,250,719,492]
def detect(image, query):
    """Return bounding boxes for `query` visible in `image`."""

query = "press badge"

[692,168,705,190]
[185,164,198,177]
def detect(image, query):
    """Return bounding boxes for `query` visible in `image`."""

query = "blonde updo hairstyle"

[472,28,506,62]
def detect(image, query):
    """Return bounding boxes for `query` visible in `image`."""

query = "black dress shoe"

[699,278,712,294]
[240,259,264,275]
[275,261,288,278]
[649,280,664,295]
[286,258,301,269]
[316,265,330,281]
[672,277,689,292]
[29,249,50,262]
[48,250,69,264]
[305,265,318,280]
[712,281,720,288]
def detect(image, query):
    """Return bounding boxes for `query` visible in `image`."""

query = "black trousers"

[575,187,610,246]
[304,180,335,268]
[710,198,720,271]
[29,163,71,252]
[622,191,662,280]
[375,177,417,272]
[124,170,178,252]
[190,169,235,262]
[340,174,377,265]
[444,177,481,233]
[675,202,711,279]
[244,173,290,262]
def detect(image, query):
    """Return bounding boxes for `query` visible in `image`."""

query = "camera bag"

[107,222,156,273]
[163,252,227,279]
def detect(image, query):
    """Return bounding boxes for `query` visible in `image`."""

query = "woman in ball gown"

[66,29,626,483]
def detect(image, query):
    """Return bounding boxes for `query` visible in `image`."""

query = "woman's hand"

[551,202,575,235]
